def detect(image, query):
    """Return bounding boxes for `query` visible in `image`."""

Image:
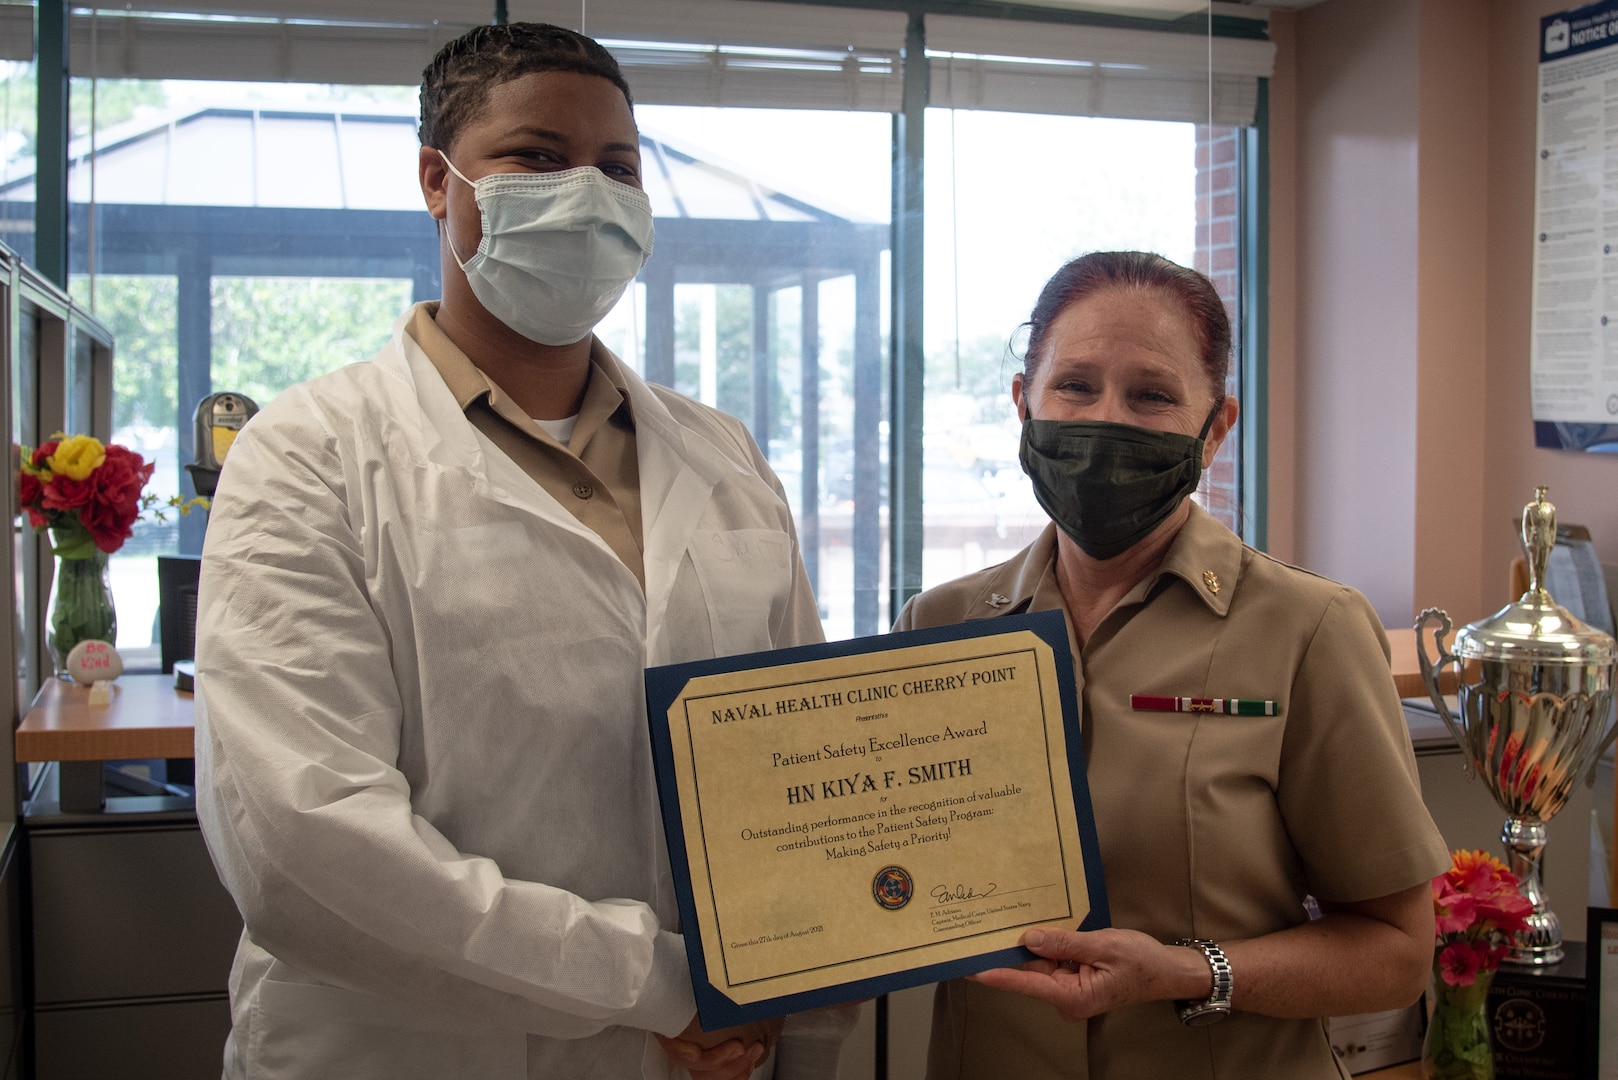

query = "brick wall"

[1193,123,1244,539]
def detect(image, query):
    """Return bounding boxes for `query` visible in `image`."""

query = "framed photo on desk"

[1587,907,1618,1079]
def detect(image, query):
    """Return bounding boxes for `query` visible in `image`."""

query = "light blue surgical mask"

[440,152,655,346]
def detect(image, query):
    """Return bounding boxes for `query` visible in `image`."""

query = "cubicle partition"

[0,243,239,1080]
[0,247,121,1080]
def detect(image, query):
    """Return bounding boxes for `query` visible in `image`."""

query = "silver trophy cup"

[1416,487,1617,965]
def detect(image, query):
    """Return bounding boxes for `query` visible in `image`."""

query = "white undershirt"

[532,413,579,447]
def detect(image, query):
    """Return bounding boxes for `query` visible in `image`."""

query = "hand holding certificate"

[645,611,1109,1027]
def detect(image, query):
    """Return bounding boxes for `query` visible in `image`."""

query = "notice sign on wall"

[1533,0,1618,452]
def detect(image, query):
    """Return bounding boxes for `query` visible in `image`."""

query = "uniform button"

[572,481,594,500]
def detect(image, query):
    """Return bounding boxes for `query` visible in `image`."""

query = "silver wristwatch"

[1173,938,1233,1026]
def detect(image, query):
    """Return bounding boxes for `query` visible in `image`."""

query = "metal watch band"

[1173,938,1233,1027]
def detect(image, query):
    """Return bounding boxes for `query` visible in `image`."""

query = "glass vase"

[1422,966,1495,1080]
[47,551,116,679]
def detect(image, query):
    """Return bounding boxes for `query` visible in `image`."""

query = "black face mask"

[1018,406,1219,561]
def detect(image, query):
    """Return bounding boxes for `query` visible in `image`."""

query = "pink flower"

[1433,877,1478,937]
[1474,886,1533,935]
[1438,940,1483,986]
[1430,849,1529,982]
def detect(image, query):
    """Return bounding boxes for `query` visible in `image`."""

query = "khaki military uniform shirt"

[895,504,1449,1080]
[405,302,647,588]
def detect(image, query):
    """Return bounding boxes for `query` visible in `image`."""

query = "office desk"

[1385,626,1474,699]
[16,674,195,813]
[15,675,233,1079]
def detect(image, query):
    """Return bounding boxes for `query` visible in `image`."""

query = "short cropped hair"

[1021,251,1232,403]
[418,22,633,152]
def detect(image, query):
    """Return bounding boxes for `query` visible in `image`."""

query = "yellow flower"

[46,435,105,481]
[1449,849,1510,877]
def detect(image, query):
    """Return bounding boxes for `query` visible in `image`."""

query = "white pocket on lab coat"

[688,528,794,655]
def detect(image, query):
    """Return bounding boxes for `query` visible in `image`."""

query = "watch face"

[1179,1004,1231,1027]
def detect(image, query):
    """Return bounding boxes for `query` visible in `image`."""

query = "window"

[595,104,892,640]
[921,108,1242,591]
[0,57,33,264]
[57,81,896,647]
[54,79,433,661]
[25,3,1270,658]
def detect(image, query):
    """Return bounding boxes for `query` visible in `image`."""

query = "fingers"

[655,1034,746,1068]
[688,1046,767,1080]
[970,966,1061,998]
[1020,927,1094,964]
[656,1032,768,1080]
[970,964,1097,1024]
[970,928,1180,1023]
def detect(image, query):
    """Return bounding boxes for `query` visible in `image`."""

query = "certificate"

[645,610,1108,1028]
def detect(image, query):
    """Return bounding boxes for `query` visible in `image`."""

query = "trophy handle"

[1415,608,1472,774]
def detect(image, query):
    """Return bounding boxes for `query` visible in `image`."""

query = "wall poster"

[1534,0,1618,451]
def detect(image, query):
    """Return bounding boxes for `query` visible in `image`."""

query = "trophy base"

[1504,909,1563,967]
[1505,944,1565,967]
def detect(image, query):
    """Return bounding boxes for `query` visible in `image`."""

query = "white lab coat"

[195,312,848,1079]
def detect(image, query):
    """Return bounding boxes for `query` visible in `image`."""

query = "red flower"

[16,470,46,528]
[79,445,154,553]
[16,436,163,555]
[40,474,92,511]
[1438,940,1483,986]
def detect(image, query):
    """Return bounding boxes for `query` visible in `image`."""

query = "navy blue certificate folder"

[645,610,1109,1029]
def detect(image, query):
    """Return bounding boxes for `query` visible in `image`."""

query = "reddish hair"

[1022,251,1231,402]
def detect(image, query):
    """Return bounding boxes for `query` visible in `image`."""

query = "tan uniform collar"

[950,526,1061,622]
[964,501,1241,622]
[1122,501,1240,618]
[404,301,634,441]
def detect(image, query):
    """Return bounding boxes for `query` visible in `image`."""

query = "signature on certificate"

[931,881,999,904]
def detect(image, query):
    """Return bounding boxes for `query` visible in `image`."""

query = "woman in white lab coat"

[194,23,848,1080]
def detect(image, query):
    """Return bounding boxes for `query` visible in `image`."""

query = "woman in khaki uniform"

[896,252,1448,1080]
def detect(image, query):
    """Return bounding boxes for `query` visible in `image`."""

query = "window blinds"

[0,0,1272,123]
[927,13,1275,125]
[0,4,27,62]
[0,0,906,110]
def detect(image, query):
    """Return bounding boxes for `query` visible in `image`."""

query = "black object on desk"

[1586,909,1618,1080]
[1489,940,1584,1080]
[157,554,201,676]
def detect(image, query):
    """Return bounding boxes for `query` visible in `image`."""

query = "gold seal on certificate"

[645,611,1108,1027]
